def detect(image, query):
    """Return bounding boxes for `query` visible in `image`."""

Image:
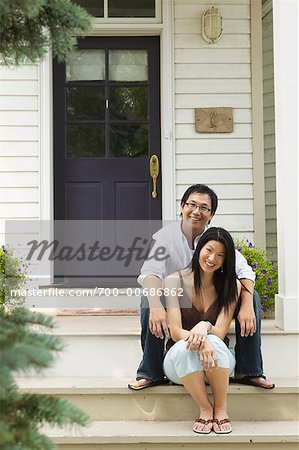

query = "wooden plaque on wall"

[195,107,233,133]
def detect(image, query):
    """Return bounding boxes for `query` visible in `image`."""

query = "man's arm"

[143,275,169,339]
[138,229,171,339]
[235,250,256,337]
[238,279,256,337]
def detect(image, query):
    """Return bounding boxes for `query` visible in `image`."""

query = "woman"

[163,227,241,434]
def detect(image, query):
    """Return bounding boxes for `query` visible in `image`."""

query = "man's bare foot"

[247,376,274,388]
[193,406,213,434]
[128,378,168,390]
[128,378,152,389]
[213,408,232,434]
[231,374,275,389]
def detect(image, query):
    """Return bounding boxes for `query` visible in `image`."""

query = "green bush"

[0,306,89,450]
[0,245,28,306]
[234,239,278,314]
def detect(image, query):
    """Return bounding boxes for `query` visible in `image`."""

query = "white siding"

[262,8,277,260]
[174,0,253,239]
[0,1,258,248]
[0,64,39,242]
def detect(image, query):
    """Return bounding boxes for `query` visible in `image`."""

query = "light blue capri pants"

[163,334,235,384]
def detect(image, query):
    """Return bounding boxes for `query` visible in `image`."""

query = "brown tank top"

[166,272,229,350]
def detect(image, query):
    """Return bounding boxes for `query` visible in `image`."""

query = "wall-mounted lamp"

[202,6,223,43]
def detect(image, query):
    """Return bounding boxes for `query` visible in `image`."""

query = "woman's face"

[199,240,226,273]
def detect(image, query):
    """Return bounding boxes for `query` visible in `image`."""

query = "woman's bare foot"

[193,406,214,434]
[213,408,232,434]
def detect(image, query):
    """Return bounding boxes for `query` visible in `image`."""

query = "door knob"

[149,155,159,199]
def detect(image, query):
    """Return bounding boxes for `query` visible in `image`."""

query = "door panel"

[66,183,102,220]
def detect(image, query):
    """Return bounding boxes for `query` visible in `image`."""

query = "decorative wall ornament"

[201,6,223,43]
[195,108,233,133]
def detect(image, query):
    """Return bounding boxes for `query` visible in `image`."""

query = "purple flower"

[238,247,242,252]
[252,264,257,269]
[262,269,267,274]
[267,277,272,286]
[246,240,253,248]
[270,260,274,266]
[261,305,267,312]
[263,295,269,300]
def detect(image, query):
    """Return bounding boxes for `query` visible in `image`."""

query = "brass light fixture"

[202,6,223,43]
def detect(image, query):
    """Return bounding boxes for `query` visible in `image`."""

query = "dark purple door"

[53,37,161,285]
[54,36,161,221]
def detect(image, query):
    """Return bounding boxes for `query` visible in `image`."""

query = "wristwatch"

[206,321,213,333]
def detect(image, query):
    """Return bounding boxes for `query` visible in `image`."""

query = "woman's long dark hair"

[192,227,238,316]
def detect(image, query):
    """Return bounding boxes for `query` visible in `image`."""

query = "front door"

[53,37,161,285]
[54,36,161,221]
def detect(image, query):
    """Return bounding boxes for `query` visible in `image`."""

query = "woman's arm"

[208,279,241,340]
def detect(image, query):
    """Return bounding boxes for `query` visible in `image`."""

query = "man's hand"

[149,307,169,339]
[237,301,256,337]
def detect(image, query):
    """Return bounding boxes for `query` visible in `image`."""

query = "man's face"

[181,193,213,235]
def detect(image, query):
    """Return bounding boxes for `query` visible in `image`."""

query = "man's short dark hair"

[180,184,218,215]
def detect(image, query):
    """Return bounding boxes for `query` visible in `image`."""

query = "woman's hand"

[185,321,210,351]
[199,339,218,371]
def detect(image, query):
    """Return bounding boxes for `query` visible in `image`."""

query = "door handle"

[149,155,159,199]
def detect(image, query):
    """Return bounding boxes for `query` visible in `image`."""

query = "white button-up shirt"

[137,221,255,286]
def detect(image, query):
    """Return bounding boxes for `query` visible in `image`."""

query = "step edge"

[16,377,299,394]
[43,420,299,444]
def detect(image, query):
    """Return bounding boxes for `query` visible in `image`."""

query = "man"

[129,184,274,390]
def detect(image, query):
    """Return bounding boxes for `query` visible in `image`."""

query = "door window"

[66,50,105,81]
[65,48,149,158]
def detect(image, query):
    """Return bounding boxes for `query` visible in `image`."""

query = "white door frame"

[39,1,175,284]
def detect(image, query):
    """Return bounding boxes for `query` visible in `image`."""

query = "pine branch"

[0,306,90,448]
[0,0,92,64]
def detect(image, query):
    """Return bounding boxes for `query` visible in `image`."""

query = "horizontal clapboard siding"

[0,63,39,225]
[176,109,252,124]
[263,8,277,260]
[174,0,253,237]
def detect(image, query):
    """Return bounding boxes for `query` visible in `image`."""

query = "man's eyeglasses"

[185,202,212,213]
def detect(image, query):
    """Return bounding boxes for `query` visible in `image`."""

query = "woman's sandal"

[193,418,213,434]
[213,418,232,434]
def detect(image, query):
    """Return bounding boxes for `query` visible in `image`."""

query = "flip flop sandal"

[128,379,169,391]
[213,418,232,434]
[229,375,275,389]
[193,418,213,434]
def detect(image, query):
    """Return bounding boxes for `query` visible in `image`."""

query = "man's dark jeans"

[136,292,264,382]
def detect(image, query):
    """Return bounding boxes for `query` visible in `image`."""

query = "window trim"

[88,0,162,22]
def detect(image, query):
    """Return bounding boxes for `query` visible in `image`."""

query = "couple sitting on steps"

[128,184,274,435]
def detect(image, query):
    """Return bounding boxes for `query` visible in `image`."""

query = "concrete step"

[16,377,299,421]
[27,316,299,378]
[25,289,140,309]
[42,420,299,450]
